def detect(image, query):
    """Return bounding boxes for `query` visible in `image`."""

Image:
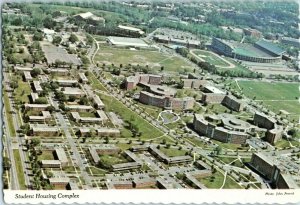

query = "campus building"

[65,105,93,112]
[125,74,162,90]
[243,28,262,38]
[74,12,105,25]
[33,81,43,93]
[23,71,33,82]
[250,153,299,189]
[153,34,201,48]
[78,73,88,83]
[25,104,50,111]
[201,85,244,111]
[148,146,193,165]
[193,114,248,144]
[211,37,284,63]
[30,125,59,136]
[280,37,300,48]
[28,111,52,123]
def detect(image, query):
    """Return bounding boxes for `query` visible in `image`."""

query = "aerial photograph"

[1,0,299,191]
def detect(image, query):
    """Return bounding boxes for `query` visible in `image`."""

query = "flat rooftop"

[107,36,149,47]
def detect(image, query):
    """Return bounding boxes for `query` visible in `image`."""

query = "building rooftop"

[107,36,149,47]
[255,39,285,56]
[55,148,68,163]
[118,25,144,34]
[204,85,226,94]
[62,87,84,95]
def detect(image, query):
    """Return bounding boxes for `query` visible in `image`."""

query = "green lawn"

[13,150,26,190]
[98,93,163,140]
[193,50,230,67]
[184,137,211,149]
[197,171,224,189]
[116,143,133,151]
[15,80,31,103]
[223,176,243,189]
[79,112,96,118]
[87,72,107,91]
[275,139,293,149]
[38,150,54,160]
[236,81,300,120]
[95,46,193,72]
[87,166,107,176]
[3,91,16,137]
[212,140,245,151]
[159,147,187,157]
[99,154,128,166]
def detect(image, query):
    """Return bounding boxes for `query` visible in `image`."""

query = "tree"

[46,106,55,113]
[3,157,11,170]
[31,138,41,147]
[35,97,48,104]
[68,95,76,102]
[79,96,89,105]
[69,33,79,43]
[30,68,41,77]
[52,36,62,45]
[214,145,222,155]
[33,32,43,41]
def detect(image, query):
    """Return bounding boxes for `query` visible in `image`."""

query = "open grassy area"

[184,137,212,150]
[212,140,245,151]
[98,93,163,140]
[79,112,97,118]
[87,72,107,91]
[197,171,224,189]
[95,46,193,72]
[87,166,107,176]
[3,91,16,137]
[99,154,128,166]
[15,80,31,103]
[236,81,300,120]
[13,149,26,190]
[223,176,243,189]
[38,150,54,160]
[193,50,230,67]
[116,143,133,151]
[159,147,187,157]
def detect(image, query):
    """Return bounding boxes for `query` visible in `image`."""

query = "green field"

[99,154,128,166]
[15,80,31,103]
[197,171,224,188]
[13,150,26,190]
[235,81,300,119]
[4,91,16,137]
[159,147,187,157]
[98,93,164,140]
[95,46,193,72]
[38,150,54,160]
[87,72,107,91]
[193,50,230,67]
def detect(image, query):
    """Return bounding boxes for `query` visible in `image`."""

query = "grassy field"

[193,50,230,67]
[3,91,16,137]
[98,93,164,140]
[197,171,224,188]
[86,72,107,91]
[99,154,128,166]
[15,80,31,103]
[235,81,299,119]
[13,150,26,190]
[87,166,107,176]
[223,176,243,189]
[95,46,193,72]
[79,112,96,118]
[38,150,54,160]
[159,147,187,157]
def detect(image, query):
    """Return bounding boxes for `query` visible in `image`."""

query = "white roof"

[107,36,148,47]
[118,25,145,34]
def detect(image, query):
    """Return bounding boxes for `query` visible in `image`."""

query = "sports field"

[95,46,193,72]
[235,80,299,120]
[193,50,230,67]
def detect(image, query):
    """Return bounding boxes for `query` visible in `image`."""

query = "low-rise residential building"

[25,104,50,111]
[89,147,100,164]
[23,71,33,81]
[55,148,69,167]
[149,146,193,164]
[92,95,105,109]
[33,81,43,93]
[30,124,59,136]
[49,69,69,76]
[49,177,70,190]
[96,128,120,137]
[28,111,52,123]
[30,92,39,103]
[132,177,156,188]
[78,73,88,83]
[41,160,61,168]
[54,80,78,87]
[62,87,85,98]
[65,105,93,112]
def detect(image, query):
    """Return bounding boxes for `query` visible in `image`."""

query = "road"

[55,112,93,188]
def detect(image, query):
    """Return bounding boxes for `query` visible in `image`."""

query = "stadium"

[211,38,285,63]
